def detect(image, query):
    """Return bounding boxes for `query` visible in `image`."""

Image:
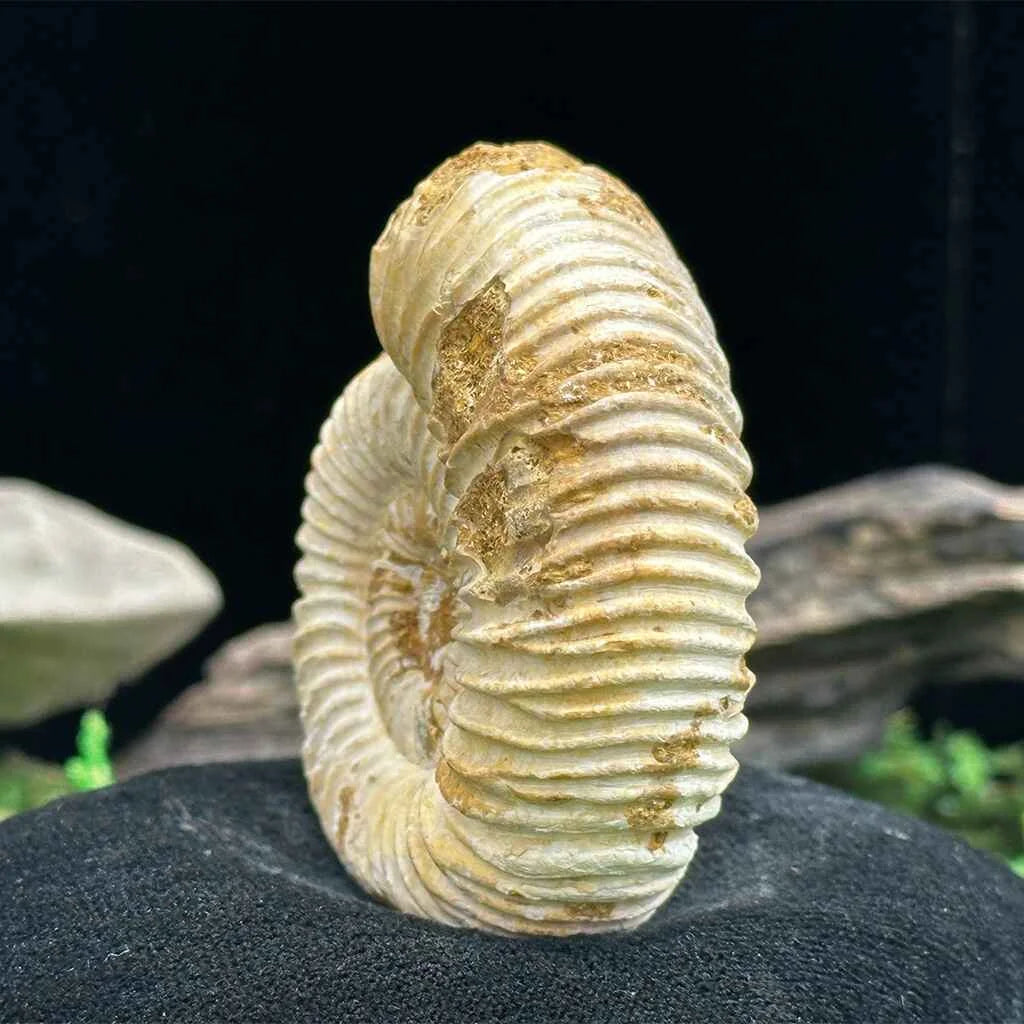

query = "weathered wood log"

[116,465,1024,777]
[115,623,299,779]
[741,464,1024,765]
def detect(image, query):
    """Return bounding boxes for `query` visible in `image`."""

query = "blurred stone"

[116,622,298,779]
[118,465,1024,777]
[741,464,1024,766]
[0,479,222,725]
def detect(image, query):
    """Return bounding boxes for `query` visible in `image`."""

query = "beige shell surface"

[293,142,760,936]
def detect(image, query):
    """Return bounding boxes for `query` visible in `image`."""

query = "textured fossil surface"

[292,142,760,935]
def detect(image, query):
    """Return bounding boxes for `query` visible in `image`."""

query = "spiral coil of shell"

[294,141,760,935]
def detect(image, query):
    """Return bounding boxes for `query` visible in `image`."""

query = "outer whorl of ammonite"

[293,141,760,936]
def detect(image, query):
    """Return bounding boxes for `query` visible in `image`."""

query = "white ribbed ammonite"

[293,141,760,936]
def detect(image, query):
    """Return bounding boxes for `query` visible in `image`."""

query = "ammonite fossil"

[293,141,760,936]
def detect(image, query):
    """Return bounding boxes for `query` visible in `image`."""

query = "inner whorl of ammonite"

[365,488,456,767]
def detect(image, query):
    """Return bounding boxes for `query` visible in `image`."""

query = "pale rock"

[0,479,222,725]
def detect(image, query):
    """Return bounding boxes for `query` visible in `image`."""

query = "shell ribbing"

[294,142,759,935]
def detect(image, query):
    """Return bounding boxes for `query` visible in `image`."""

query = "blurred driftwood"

[117,465,1024,777]
[741,464,1024,765]
[116,623,299,779]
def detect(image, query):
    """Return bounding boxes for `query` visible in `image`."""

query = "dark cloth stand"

[2,759,1022,1023]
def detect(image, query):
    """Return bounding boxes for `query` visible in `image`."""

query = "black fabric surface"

[2,759,1022,1024]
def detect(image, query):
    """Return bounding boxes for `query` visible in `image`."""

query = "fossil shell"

[293,141,760,936]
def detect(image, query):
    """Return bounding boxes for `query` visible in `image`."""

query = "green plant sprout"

[812,710,1024,877]
[0,709,115,821]
[64,709,116,791]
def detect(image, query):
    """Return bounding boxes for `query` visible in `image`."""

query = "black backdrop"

[3,3,1023,756]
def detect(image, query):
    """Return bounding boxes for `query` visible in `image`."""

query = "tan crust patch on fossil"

[531,338,699,400]
[369,553,457,757]
[534,364,711,422]
[453,463,520,574]
[413,142,581,225]
[561,901,616,921]
[528,430,589,466]
[427,590,457,663]
[577,173,659,230]
[389,608,423,664]
[736,657,756,693]
[388,583,456,684]
[651,721,704,770]
[435,757,496,821]
[336,786,355,846]
[625,793,678,831]
[454,428,589,582]
[732,495,759,536]
[433,278,511,443]
[532,557,594,587]
[368,564,414,600]
[647,830,669,852]
[700,422,733,447]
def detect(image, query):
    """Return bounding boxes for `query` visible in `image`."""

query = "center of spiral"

[365,490,457,767]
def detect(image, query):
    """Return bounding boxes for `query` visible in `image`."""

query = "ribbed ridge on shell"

[294,141,760,936]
